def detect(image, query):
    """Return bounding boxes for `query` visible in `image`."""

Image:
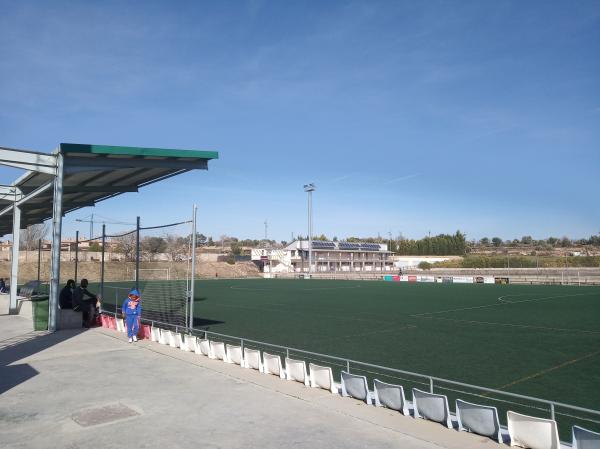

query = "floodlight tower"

[303,183,316,276]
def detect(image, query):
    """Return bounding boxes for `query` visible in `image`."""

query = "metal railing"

[100,309,600,438]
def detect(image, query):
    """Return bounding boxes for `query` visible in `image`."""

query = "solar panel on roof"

[359,243,381,251]
[312,241,335,249]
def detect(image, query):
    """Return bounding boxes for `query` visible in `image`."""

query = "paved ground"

[0,315,506,449]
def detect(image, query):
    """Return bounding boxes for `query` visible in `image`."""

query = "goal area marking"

[134,268,171,281]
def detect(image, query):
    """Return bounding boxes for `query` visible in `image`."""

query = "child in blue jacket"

[122,288,142,343]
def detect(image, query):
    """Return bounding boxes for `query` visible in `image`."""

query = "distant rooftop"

[286,240,389,252]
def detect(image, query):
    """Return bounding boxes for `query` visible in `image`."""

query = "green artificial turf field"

[103,278,600,436]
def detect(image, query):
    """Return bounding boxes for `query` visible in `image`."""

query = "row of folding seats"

[339,371,600,449]
[102,319,600,449]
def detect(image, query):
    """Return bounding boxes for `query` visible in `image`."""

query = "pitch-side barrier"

[101,311,600,445]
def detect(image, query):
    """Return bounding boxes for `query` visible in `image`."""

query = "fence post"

[286,348,289,359]
[346,360,350,373]
[100,224,106,301]
[189,204,197,330]
[37,238,42,282]
[135,216,140,291]
[550,403,555,421]
[429,377,434,393]
[241,338,244,354]
[74,230,79,284]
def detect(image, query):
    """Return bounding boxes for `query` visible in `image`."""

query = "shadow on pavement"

[0,326,85,394]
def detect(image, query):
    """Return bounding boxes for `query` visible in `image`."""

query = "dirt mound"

[0,260,261,283]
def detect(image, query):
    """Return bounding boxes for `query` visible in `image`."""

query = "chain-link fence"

[67,212,197,328]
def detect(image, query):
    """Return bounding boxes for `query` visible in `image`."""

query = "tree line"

[428,255,600,269]
[476,235,600,248]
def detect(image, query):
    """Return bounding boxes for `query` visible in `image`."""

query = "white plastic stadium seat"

[308,363,336,394]
[116,318,125,333]
[176,334,190,351]
[226,344,244,365]
[243,348,263,372]
[373,379,409,415]
[158,329,170,345]
[285,358,309,386]
[210,341,227,361]
[340,371,371,404]
[507,411,560,449]
[412,388,452,429]
[169,332,180,348]
[572,425,600,449]
[183,334,196,352]
[150,326,160,342]
[262,352,286,379]
[195,338,211,357]
[456,399,502,443]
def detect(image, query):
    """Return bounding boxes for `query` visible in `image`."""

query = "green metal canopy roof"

[0,143,218,235]
[60,143,219,160]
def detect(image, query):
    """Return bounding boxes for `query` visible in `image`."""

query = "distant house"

[251,240,394,273]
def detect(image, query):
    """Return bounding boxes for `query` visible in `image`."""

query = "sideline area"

[0,315,506,449]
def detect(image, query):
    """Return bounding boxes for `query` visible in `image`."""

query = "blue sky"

[1,0,598,242]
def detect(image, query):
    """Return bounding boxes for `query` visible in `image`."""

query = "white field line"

[413,315,600,334]
[496,349,600,390]
[308,324,418,345]
[411,293,594,317]
[229,285,362,292]
[208,301,384,325]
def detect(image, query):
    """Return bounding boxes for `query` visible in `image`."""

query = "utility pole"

[264,219,268,240]
[303,183,315,276]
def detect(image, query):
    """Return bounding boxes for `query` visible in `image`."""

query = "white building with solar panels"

[251,240,394,273]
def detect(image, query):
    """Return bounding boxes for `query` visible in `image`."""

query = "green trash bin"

[32,296,49,331]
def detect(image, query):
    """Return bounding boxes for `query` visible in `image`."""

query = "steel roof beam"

[64,156,208,172]
[23,201,95,216]
[0,182,53,218]
[0,186,22,202]
[63,185,139,194]
[0,147,57,175]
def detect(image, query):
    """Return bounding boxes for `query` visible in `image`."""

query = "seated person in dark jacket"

[59,279,76,309]
[73,279,98,327]
[0,278,6,293]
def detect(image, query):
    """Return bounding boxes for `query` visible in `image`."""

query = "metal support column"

[100,224,105,300]
[74,230,79,283]
[48,152,64,332]
[135,216,140,290]
[189,204,197,329]
[9,200,21,314]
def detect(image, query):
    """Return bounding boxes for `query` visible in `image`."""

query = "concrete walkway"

[0,315,504,449]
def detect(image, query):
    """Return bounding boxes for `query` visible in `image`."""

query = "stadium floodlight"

[303,183,316,276]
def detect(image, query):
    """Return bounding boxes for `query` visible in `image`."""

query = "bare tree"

[113,233,137,261]
[19,223,49,250]
[141,236,167,261]
[164,234,188,261]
